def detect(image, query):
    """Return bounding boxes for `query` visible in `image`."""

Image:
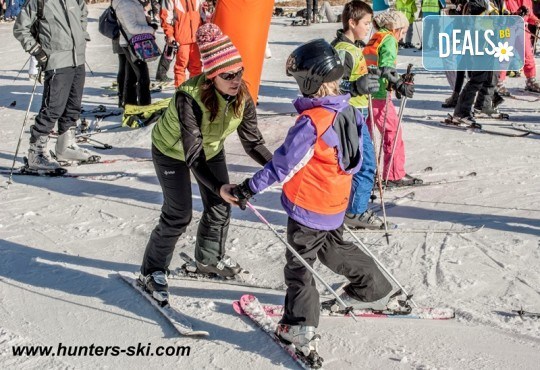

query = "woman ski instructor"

[139,23,273,303]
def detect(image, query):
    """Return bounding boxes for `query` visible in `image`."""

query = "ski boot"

[441,91,459,108]
[25,136,65,174]
[344,209,393,230]
[276,324,323,368]
[138,271,169,305]
[525,78,540,93]
[195,255,243,279]
[385,174,423,188]
[55,128,101,165]
[322,288,412,314]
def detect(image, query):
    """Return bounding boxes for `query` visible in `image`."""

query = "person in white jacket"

[113,0,156,106]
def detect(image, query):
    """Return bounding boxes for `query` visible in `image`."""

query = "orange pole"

[213,0,274,103]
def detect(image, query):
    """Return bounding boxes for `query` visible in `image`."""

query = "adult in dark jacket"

[139,23,273,303]
[13,0,96,171]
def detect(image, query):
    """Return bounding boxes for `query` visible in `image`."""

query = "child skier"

[224,39,408,365]
[330,1,387,229]
[364,10,420,187]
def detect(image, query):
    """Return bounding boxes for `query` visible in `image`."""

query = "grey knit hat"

[374,10,409,30]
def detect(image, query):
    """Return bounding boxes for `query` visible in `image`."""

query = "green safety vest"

[152,74,245,161]
[422,0,440,14]
[334,41,369,108]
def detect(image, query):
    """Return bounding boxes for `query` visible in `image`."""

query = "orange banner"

[213,0,274,103]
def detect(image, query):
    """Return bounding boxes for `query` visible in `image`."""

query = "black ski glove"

[516,5,529,17]
[29,44,48,68]
[353,67,381,95]
[395,79,415,99]
[232,179,255,210]
[380,67,400,85]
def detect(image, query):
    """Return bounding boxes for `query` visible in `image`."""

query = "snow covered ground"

[1,4,539,369]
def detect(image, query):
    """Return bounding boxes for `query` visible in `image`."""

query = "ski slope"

[0,4,539,369]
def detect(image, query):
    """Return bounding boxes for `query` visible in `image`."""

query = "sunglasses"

[218,68,244,81]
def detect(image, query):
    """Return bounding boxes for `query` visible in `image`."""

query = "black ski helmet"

[286,39,344,96]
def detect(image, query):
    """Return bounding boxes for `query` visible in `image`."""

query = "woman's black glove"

[232,179,255,210]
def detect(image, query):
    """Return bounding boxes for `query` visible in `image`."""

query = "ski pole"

[12,56,31,83]
[343,224,419,308]
[368,93,391,245]
[85,61,95,76]
[414,20,422,49]
[246,202,358,322]
[384,96,407,188]
[7,72,40,187]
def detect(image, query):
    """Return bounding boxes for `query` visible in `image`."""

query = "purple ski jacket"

[249,94,365,230]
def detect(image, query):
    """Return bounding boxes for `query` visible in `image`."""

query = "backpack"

[98,6,120,39]
[122,98,171,128]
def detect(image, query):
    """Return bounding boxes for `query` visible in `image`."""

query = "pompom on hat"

[374,10,409,30]
[196,23,243,79]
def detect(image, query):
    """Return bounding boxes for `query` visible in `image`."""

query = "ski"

[370,191,415,212]
[234,294,322,369]
[46,156,152,166]
[507,94,540,102]
[384,171,478,191]
[0,167,133,181]
[474,112,510,120]
[118,271,209,337]
[511,123,540,135]
[101,87,163,98]
[439,117,530,137]
[512,309,540,319]
[352,225,484,235]
[234,299,455,320]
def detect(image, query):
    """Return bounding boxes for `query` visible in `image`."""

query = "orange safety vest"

[363,31,395,67]
[282,107,353,215]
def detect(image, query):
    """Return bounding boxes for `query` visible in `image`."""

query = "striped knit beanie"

[196,23,243,79]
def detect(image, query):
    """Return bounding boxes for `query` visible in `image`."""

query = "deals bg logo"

[422,16,525,71]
